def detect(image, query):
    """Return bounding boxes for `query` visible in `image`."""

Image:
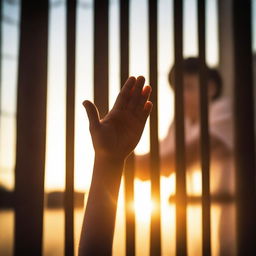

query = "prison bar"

[120,0,136,255]
[197,0,211,255]
[148,0,161,255]
[14,0,49,255]
[170,194,234,204]
[123,153,135,256]
[65,0,77,255]
[8,0,256,255]
[218,0,234,98]
[173,0,187,255]
[233,0,256,254]
[94,0,109,118]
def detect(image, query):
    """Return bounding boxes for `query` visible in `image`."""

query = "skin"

[78,76,152,255]
[183,74,216,124]
[135,73,231,180]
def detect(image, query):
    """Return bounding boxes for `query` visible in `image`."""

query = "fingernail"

[137,76,145,82]
[82,100,89,109]
[142,86,151,96]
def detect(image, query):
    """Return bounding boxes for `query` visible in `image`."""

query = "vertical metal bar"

[173,0,187,255]
[94,0,109,118]
[65,0,76,255]
[218,0,234,97]
[124,155,135,256]
[120,0,135,255]
[197,0,211,255]
[233,0,256,254]
[148,0,161,255]
[14,1,49,255]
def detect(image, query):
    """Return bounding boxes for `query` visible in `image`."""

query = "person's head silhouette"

[169,57,222,123]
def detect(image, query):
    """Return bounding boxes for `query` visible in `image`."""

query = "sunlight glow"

[134,179,153,222]
[0,0,242,255]
[187,170,202,196]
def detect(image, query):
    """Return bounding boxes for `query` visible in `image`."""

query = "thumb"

[83,100,100,129]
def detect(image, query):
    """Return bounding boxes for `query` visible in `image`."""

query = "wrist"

[94,153,126,165]
[93,154,125,179]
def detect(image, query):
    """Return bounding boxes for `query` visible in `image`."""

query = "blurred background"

[0,0,256,255]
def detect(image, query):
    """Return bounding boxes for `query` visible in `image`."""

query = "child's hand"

[83,76,152,161]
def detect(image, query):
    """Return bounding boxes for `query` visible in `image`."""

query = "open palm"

[83,76,152,160]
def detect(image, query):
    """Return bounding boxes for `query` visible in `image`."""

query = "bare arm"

[78,156,124,255]
[135,132,231,180]
[79,76,152,255]
[184,134,232,166]
[135,152,175,180]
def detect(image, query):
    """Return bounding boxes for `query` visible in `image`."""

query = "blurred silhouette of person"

[79,76,152,255]
[135,57,235,255]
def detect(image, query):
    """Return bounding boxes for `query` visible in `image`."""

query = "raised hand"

[83,76,152,161]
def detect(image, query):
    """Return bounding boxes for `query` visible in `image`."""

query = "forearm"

[135,153,176,180]
[78,155,124,256]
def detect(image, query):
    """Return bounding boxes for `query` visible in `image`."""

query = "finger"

[135,85,152,114]
[113,76,136,109]
[127,76,145,111]
[83,100,100,130]
[140,101,153,124]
